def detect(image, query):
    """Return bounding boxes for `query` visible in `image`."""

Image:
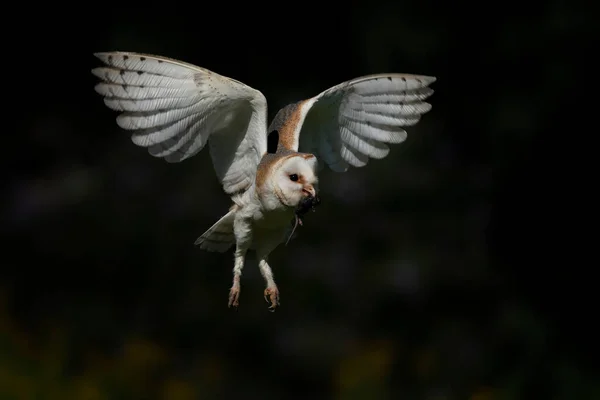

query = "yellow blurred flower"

[161,378,197,400]
[335,339,395,399]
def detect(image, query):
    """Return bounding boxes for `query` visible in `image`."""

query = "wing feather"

[348,88,434,104]
[95,83,199,99]
[344,120,407,144]
[91,67,193,87]
[297,74,435,172]
[92,51,268,195]
[103,93,204,112]
[340,126,390,159]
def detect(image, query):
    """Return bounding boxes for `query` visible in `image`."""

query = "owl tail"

[194,206,237,252]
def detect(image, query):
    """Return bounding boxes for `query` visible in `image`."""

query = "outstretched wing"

[92,52,268,194]
[270,74,435,172]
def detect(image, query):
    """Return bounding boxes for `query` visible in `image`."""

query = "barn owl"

[92,51,435,311]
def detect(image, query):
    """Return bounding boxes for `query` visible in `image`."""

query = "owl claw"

[264,287,280,311]
[228,287,240,308]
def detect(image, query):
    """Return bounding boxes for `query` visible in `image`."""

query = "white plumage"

[298,74,435,171]
[92,51,436,311]
[92,52,267,194]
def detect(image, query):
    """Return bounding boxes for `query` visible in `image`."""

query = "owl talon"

[264,287,280,311]
[228,287,240,308]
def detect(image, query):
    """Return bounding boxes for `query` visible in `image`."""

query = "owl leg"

[258,258,279,311]
[230,217,252,308]
[228,248,246,308]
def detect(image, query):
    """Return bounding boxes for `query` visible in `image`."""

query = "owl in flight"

[92,52,435,311]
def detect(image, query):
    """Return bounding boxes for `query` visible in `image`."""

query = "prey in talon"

[92,51,435,312]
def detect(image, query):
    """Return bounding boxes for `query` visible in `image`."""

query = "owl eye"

[289,174,299,182]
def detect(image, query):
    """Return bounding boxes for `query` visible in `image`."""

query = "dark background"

[2,1,594,399]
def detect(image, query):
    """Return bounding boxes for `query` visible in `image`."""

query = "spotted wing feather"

[92,51,268,194]
[296,74,436,172]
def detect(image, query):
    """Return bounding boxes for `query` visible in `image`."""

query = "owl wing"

[92,52,268,195]
[272,74,435,172]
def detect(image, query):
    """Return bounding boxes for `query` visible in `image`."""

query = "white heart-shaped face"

[274,155,319,207]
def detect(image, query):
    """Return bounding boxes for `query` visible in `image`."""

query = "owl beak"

[302,184,316,198]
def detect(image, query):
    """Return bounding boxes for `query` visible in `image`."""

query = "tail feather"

[194,207,237,252]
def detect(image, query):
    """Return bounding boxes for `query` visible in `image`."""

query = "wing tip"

[410,74,436,85]
[93,51,114,62]
[94,51,127,57]
[90,66,104,78]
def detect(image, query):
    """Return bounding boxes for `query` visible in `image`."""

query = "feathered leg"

[256,238,281,311]
[229,216,252,308]
[228,248,246,308]
[259,258,279,311]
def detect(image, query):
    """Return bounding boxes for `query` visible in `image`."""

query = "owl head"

[259,153,319,210]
